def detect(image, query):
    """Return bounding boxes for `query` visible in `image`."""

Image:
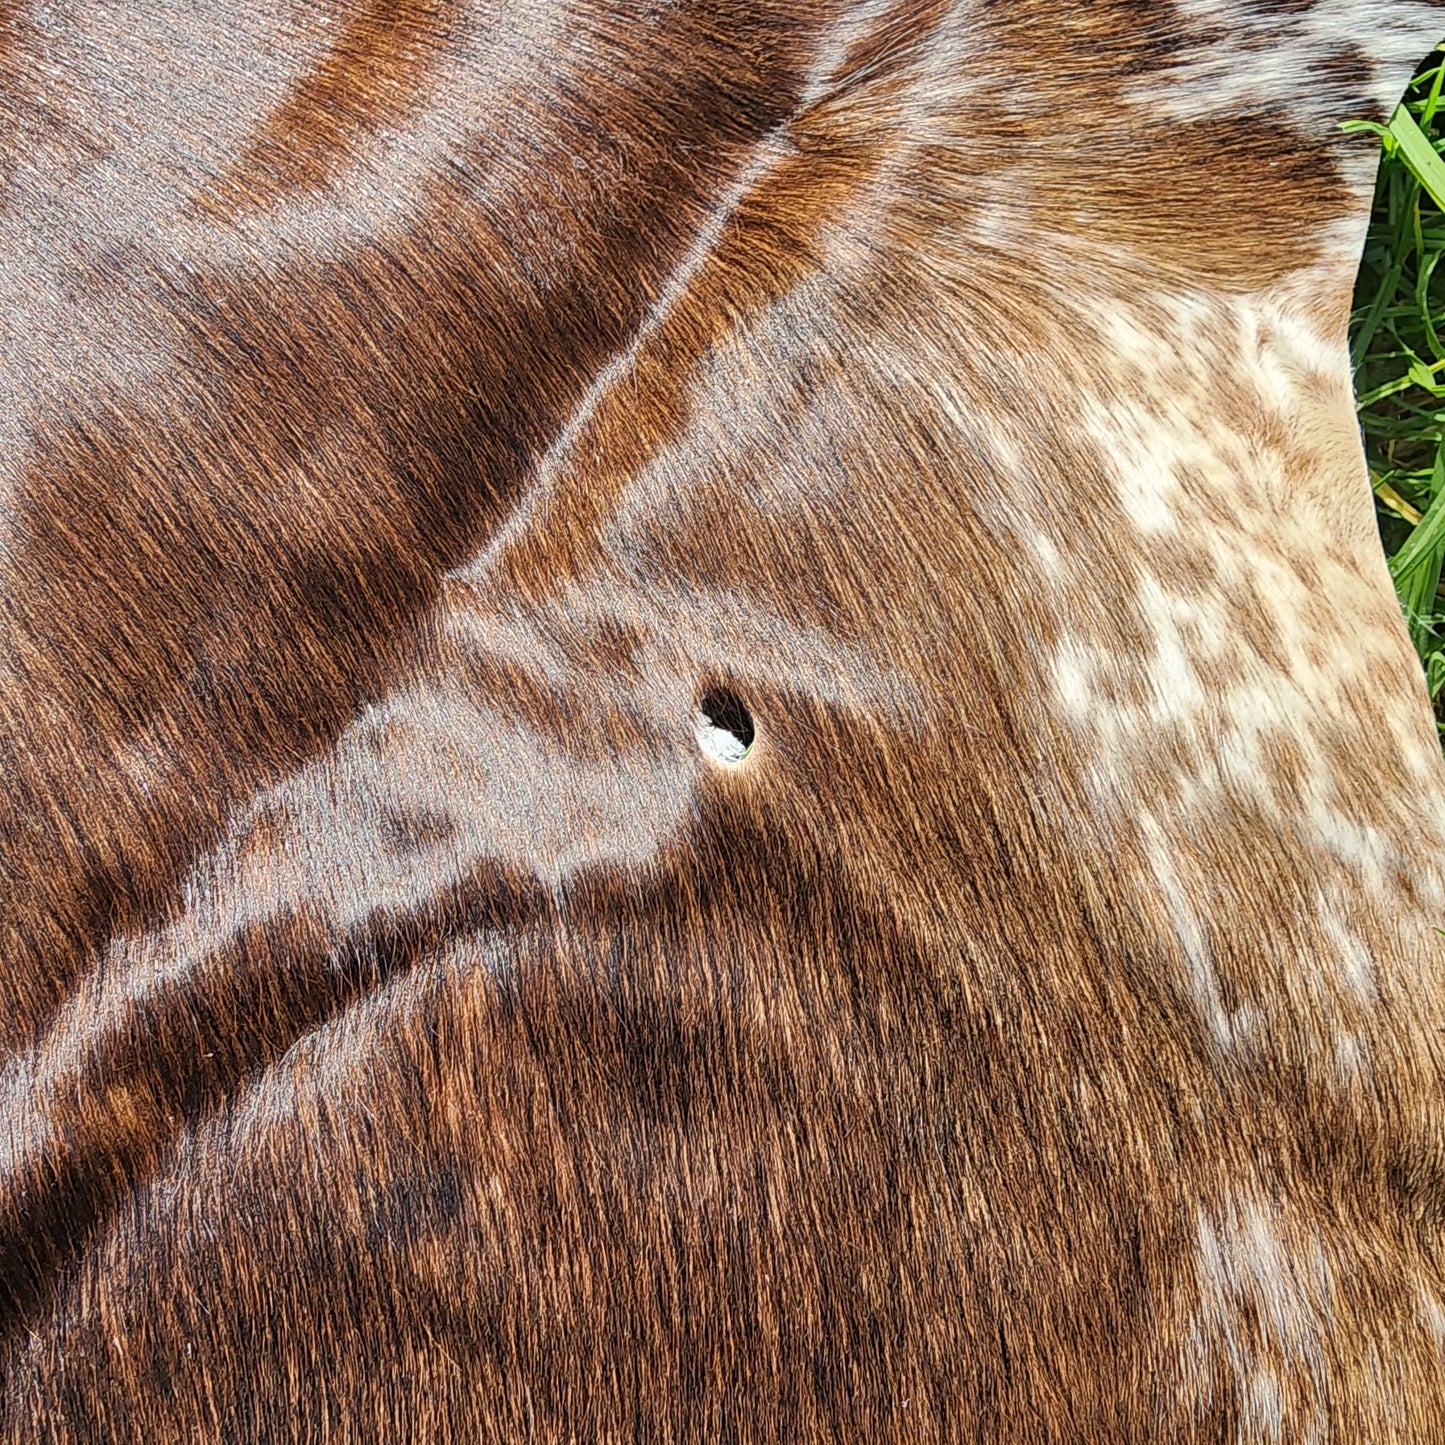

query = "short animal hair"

[2,1,1445,1440]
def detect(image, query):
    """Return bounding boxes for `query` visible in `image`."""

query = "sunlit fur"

[3,1,1445,1439]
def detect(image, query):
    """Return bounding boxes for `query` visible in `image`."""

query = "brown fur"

[3,0,1445,1439]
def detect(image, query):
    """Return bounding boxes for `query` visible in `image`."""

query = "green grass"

[1350,48,1445,727]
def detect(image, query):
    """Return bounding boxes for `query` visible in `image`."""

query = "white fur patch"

[1191,1197,1333,1441]
[1133,1,1444,127]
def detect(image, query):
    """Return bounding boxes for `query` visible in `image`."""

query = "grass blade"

[1388,104,1445,212]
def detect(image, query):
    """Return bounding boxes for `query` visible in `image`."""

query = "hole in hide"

[695,688,755,765]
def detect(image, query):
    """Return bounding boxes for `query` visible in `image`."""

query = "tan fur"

[3,0,1445,1439]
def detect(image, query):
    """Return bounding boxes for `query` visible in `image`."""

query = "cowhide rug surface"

[3,1,1445,1439]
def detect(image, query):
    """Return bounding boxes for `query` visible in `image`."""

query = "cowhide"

[2,0,1444,1440]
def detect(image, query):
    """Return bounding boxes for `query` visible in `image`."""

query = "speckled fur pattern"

[2,1,1445,1439]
